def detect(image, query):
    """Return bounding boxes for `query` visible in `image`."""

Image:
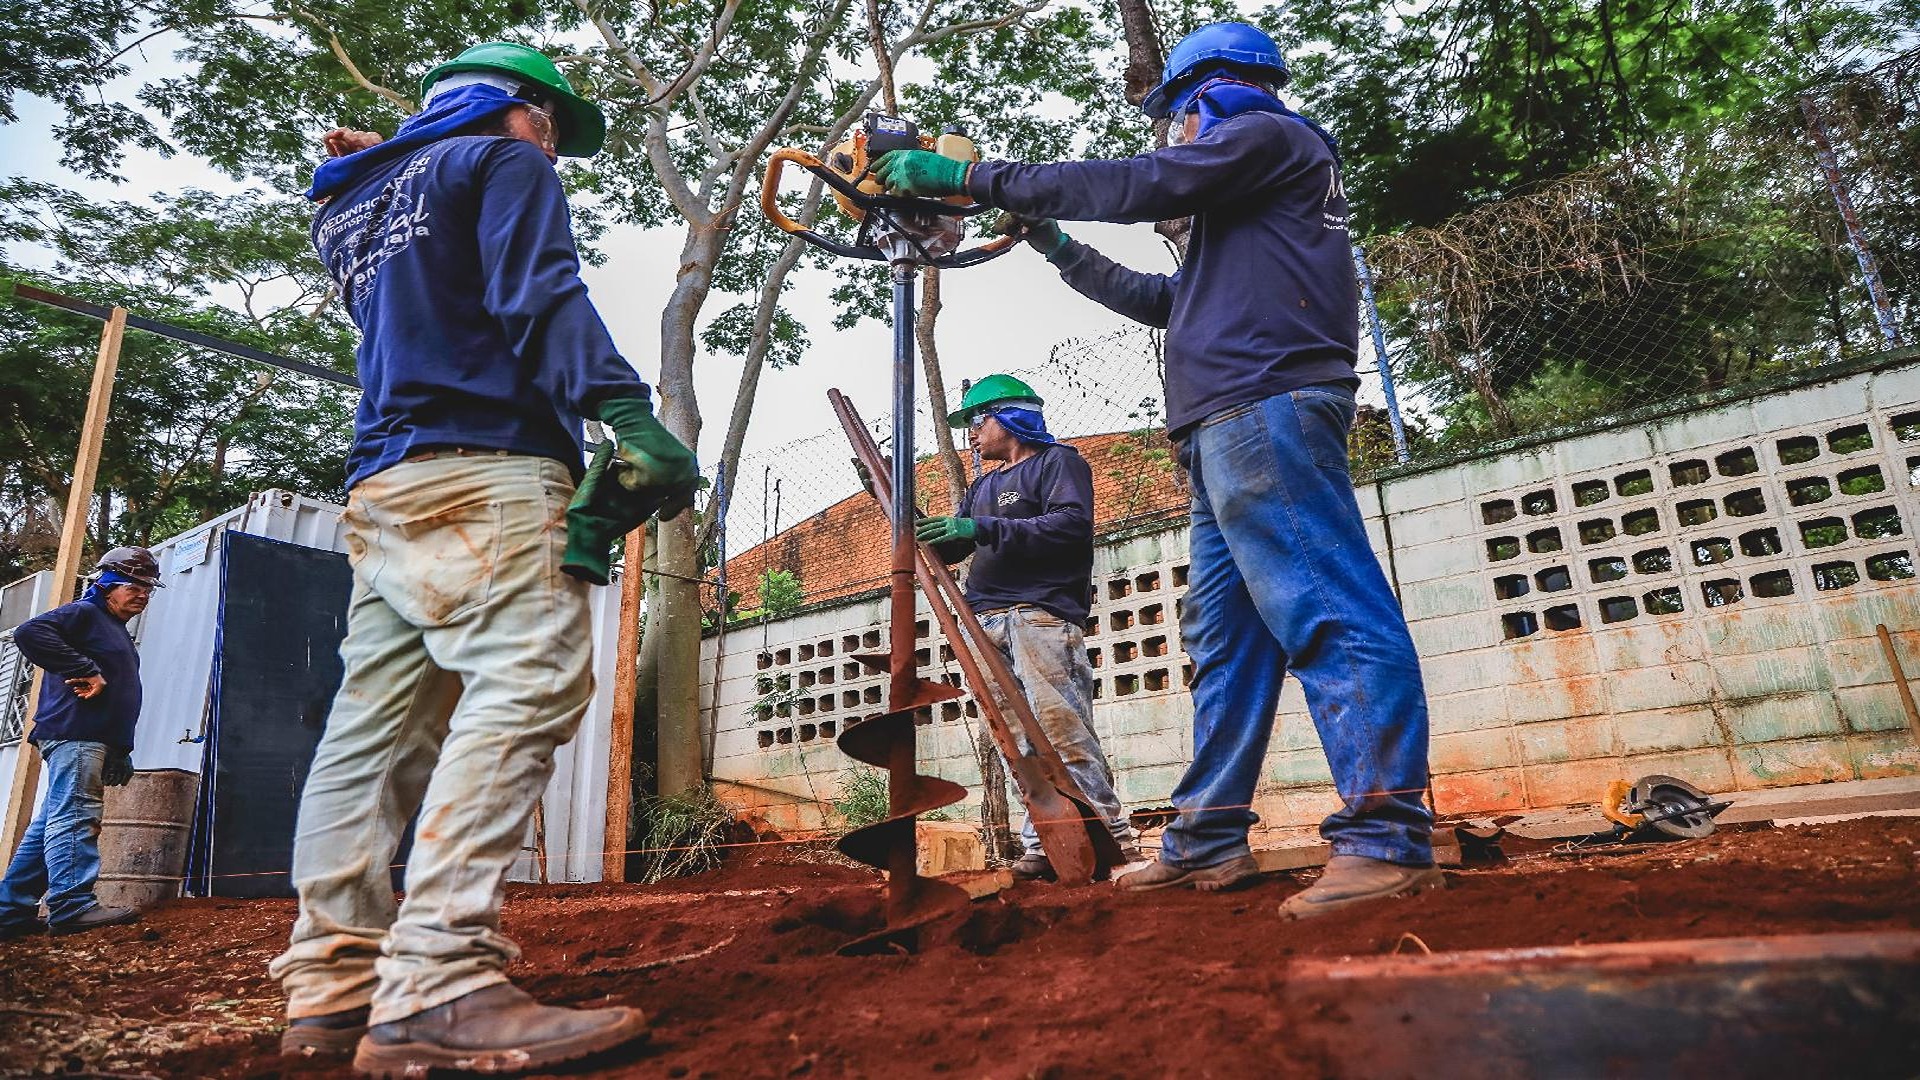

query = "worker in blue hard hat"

[871,22,1440,916]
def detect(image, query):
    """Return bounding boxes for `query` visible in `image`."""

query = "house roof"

[719,429,1184,611]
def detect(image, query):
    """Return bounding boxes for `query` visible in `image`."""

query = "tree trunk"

[1113,0,1189,257]
[645,221,725,800]
[915,268,968,510]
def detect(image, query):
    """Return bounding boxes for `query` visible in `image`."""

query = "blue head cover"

[83,569,140,604]
[1142,22,1290,118]
[307,83,530,202]
[1167,71,1342,165]
[990,406,1055,445]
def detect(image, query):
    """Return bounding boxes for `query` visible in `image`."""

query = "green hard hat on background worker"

[947,373,1044,427]
[422,42,607,157]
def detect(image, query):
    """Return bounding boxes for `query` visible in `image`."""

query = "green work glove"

[870,149,971,197]
[561,397,700,586]
[915,516,979,545]
[991,211,1068,258]
[103,751,133,787]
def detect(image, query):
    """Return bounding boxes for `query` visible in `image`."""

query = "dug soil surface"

[3,817,1917,1078]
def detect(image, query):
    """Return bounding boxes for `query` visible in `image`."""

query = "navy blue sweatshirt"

[314,135,650,489]
[12,596,141,752]
[967,113,1358,439]
[947,443,1096,625]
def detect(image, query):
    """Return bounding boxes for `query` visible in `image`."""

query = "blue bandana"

[83,569,141,604]
[1169,70,1341,165]
[990,406,1055,445]
[307,83,528,202]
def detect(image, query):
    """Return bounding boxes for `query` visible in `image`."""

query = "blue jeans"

[0,739,110,925]
[977,606,1137,855]
[1160,386,1433,869]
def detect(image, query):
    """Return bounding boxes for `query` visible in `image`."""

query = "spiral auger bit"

[762,112,1019,955]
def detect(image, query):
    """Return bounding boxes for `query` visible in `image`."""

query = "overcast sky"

[0,35,1183,467]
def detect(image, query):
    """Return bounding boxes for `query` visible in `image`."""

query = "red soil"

[3,817,1917,1078]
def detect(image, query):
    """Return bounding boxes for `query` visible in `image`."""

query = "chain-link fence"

[709,50,1919,615]
[1361,49,1917,464]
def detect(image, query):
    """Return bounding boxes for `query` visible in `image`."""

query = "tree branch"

[291,7,415,112]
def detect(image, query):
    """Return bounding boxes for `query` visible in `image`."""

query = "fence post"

[1351,244,1411,464]
[1799,95,1903,350]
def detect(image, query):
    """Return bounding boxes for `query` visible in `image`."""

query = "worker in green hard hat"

[920,375,1141,879]
[274,40,685,1074]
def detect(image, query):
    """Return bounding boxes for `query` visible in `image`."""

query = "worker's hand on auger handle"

[870,149,971,198]
[990,212,1068,258]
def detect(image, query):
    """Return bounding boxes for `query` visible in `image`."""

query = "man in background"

[919,375,1139,880]
[0,547,160,938]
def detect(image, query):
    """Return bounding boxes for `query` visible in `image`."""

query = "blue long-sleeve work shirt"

[967,112,1359,439]
[11,595,141,752]
[313,135,650,489]
[941,443,1096,625]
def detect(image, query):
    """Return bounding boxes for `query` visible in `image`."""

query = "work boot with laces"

[1277,854,1444,919]
[352,981,648,1078]
[1115,854,1259,893]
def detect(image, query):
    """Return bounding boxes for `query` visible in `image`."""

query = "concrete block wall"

[703,361,1920,847]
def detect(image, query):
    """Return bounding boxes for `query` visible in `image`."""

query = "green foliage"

[1268,0,1918,233]
[0,181,355,579]
[833,766,890,831]
[758,568,805,618]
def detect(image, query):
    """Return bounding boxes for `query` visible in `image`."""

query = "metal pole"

[1800,96,1903,350]
[889,263,918,717]
[1352,244,1411,464]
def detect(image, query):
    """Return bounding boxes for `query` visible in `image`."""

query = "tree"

[0,181,356,580]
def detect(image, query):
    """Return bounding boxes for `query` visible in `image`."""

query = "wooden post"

[602,530,645,883]
[2,308,127,860]
[1878,624,1919,734]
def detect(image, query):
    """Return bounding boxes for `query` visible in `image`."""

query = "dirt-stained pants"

[269,454,594,1025]
[977,605,1137,855]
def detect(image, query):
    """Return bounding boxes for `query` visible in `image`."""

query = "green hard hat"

[422,42,607,158]
[948,373,1044,427]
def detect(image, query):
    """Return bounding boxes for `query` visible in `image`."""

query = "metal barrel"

[96,768,199,911]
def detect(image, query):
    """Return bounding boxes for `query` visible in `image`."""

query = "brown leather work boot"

[281,1005,369,1059]
[1277,855,1444,919]
[351,982,648,1078]
[49,905,139,935]
[1114,854,1259,893]
[1011,852,1055,881]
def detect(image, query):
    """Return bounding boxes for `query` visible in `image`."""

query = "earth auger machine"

[759,113,1128,953]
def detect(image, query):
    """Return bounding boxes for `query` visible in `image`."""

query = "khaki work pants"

[269,454,594,1024]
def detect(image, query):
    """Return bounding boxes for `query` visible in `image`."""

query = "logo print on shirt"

[997,490,1024,508]
[1323,165,1349,233]
[320,151,436,310]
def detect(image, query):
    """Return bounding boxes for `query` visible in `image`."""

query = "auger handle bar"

[759,148,1016,268]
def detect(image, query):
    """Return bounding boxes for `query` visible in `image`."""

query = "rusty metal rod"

[1877,623,1919,734]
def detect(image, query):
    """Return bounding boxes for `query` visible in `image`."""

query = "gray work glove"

[103,752,133,787]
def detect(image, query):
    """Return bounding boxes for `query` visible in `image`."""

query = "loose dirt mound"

[2,818,1916,1078]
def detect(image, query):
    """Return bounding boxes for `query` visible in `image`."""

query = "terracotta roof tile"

[721,430,1184,610]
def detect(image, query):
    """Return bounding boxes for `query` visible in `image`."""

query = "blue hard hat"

[1141,22,1290,118]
